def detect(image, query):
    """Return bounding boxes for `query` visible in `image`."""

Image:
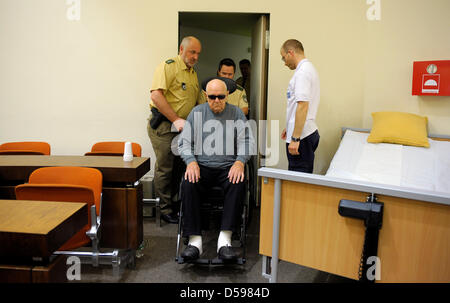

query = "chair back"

[85,141,142,157]
[15,167,103,250]
[0,141,50,155]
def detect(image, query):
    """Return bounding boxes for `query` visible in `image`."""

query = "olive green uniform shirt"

[236,76,251,104]
[150,55,199,120]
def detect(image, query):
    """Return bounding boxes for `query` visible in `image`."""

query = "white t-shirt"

[285,59,320,143]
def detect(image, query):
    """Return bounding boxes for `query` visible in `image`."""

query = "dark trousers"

[286,130,320,173]
[181,164,245,237]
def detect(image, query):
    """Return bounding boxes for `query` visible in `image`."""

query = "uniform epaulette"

[236,84,244,91]
[165,59,175,64]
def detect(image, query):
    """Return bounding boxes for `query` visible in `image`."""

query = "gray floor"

[74,206,354,283]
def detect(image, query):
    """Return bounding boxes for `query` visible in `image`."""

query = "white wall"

[1,0,449,177]
[361,0,450,135]
[0,0,155,162]
[179,26,251,84]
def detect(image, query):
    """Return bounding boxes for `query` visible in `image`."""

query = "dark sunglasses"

[207,94,226,100]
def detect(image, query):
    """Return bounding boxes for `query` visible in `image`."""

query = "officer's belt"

[150,107,170,129]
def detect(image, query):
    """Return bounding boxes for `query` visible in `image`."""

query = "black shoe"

[161,211,179,224]
[218,246,237,260]
[181,245,200,261]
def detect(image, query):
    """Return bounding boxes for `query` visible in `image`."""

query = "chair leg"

[90,234,100,267]
[143,197,161,227]
[157,198,161,227]
[92,249,99,267]
[112,250,120,277]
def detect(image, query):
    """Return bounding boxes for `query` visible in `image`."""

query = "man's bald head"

[180,36,201,49]
[206,79,227,94]
[205,79,228,114]
[281,39,304,54]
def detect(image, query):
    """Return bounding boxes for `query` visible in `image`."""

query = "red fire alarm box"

[412,60,450,96]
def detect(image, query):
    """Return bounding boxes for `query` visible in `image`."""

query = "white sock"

[217,230,232,252]
[188,235,202,255]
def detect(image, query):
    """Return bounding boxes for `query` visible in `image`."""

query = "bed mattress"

[325,130,450,194]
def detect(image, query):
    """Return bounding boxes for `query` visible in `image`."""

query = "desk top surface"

[0,155,148,168]
[0,199,88,258]
[0,155,151,183]
[0,200,86,235]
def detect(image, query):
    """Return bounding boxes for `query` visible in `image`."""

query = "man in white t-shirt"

[280,39,320,173]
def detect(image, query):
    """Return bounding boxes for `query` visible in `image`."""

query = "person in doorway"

[147,36,202,224]
[280,39,320,173]
[178,78,255,261]
[198,58,249,116]
[236,59,251,107]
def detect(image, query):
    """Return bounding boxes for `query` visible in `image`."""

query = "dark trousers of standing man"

[286,130,320,173]
[181,164,245,237]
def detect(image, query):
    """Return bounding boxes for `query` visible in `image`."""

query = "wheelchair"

[175,163,251,265]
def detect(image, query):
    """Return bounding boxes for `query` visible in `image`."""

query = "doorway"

[179,12,270,207]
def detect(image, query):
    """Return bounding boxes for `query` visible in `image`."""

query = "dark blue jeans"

[286,130,320,173]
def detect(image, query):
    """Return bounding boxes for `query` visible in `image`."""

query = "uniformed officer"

[198,58,249,117]
[148,36,202,223]
[236,59,251,108]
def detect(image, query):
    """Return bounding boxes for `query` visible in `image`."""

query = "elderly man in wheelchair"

[177,77,255,263]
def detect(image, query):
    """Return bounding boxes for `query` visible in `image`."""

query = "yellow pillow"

[367,111,430,148]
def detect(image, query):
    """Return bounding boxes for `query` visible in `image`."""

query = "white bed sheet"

[326,130,450,194]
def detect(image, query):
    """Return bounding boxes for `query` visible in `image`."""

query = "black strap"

[338,198,383,283]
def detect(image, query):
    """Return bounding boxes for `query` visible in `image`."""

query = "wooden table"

[0,199,88,283]
[0,200,87,258]
[0,155,151,250]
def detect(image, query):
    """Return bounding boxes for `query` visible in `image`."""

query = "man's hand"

[173,118,186,132]
[228,161,245,184]
[185,161,200,183]
[288,141,300,155]
[281,128,287,140]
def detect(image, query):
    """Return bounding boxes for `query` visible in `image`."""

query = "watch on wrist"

[291,136,301,142]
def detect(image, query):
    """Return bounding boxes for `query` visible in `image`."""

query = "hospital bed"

[258,127,450,283]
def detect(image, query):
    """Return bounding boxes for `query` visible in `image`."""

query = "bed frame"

[258,128,450,283]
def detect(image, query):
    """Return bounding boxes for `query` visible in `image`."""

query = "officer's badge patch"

[165,59,175,64]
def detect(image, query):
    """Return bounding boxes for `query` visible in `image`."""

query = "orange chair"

[15,167,102,251]
[84,141,142,157]
[0,141,51,155]
[15,167,134,274]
